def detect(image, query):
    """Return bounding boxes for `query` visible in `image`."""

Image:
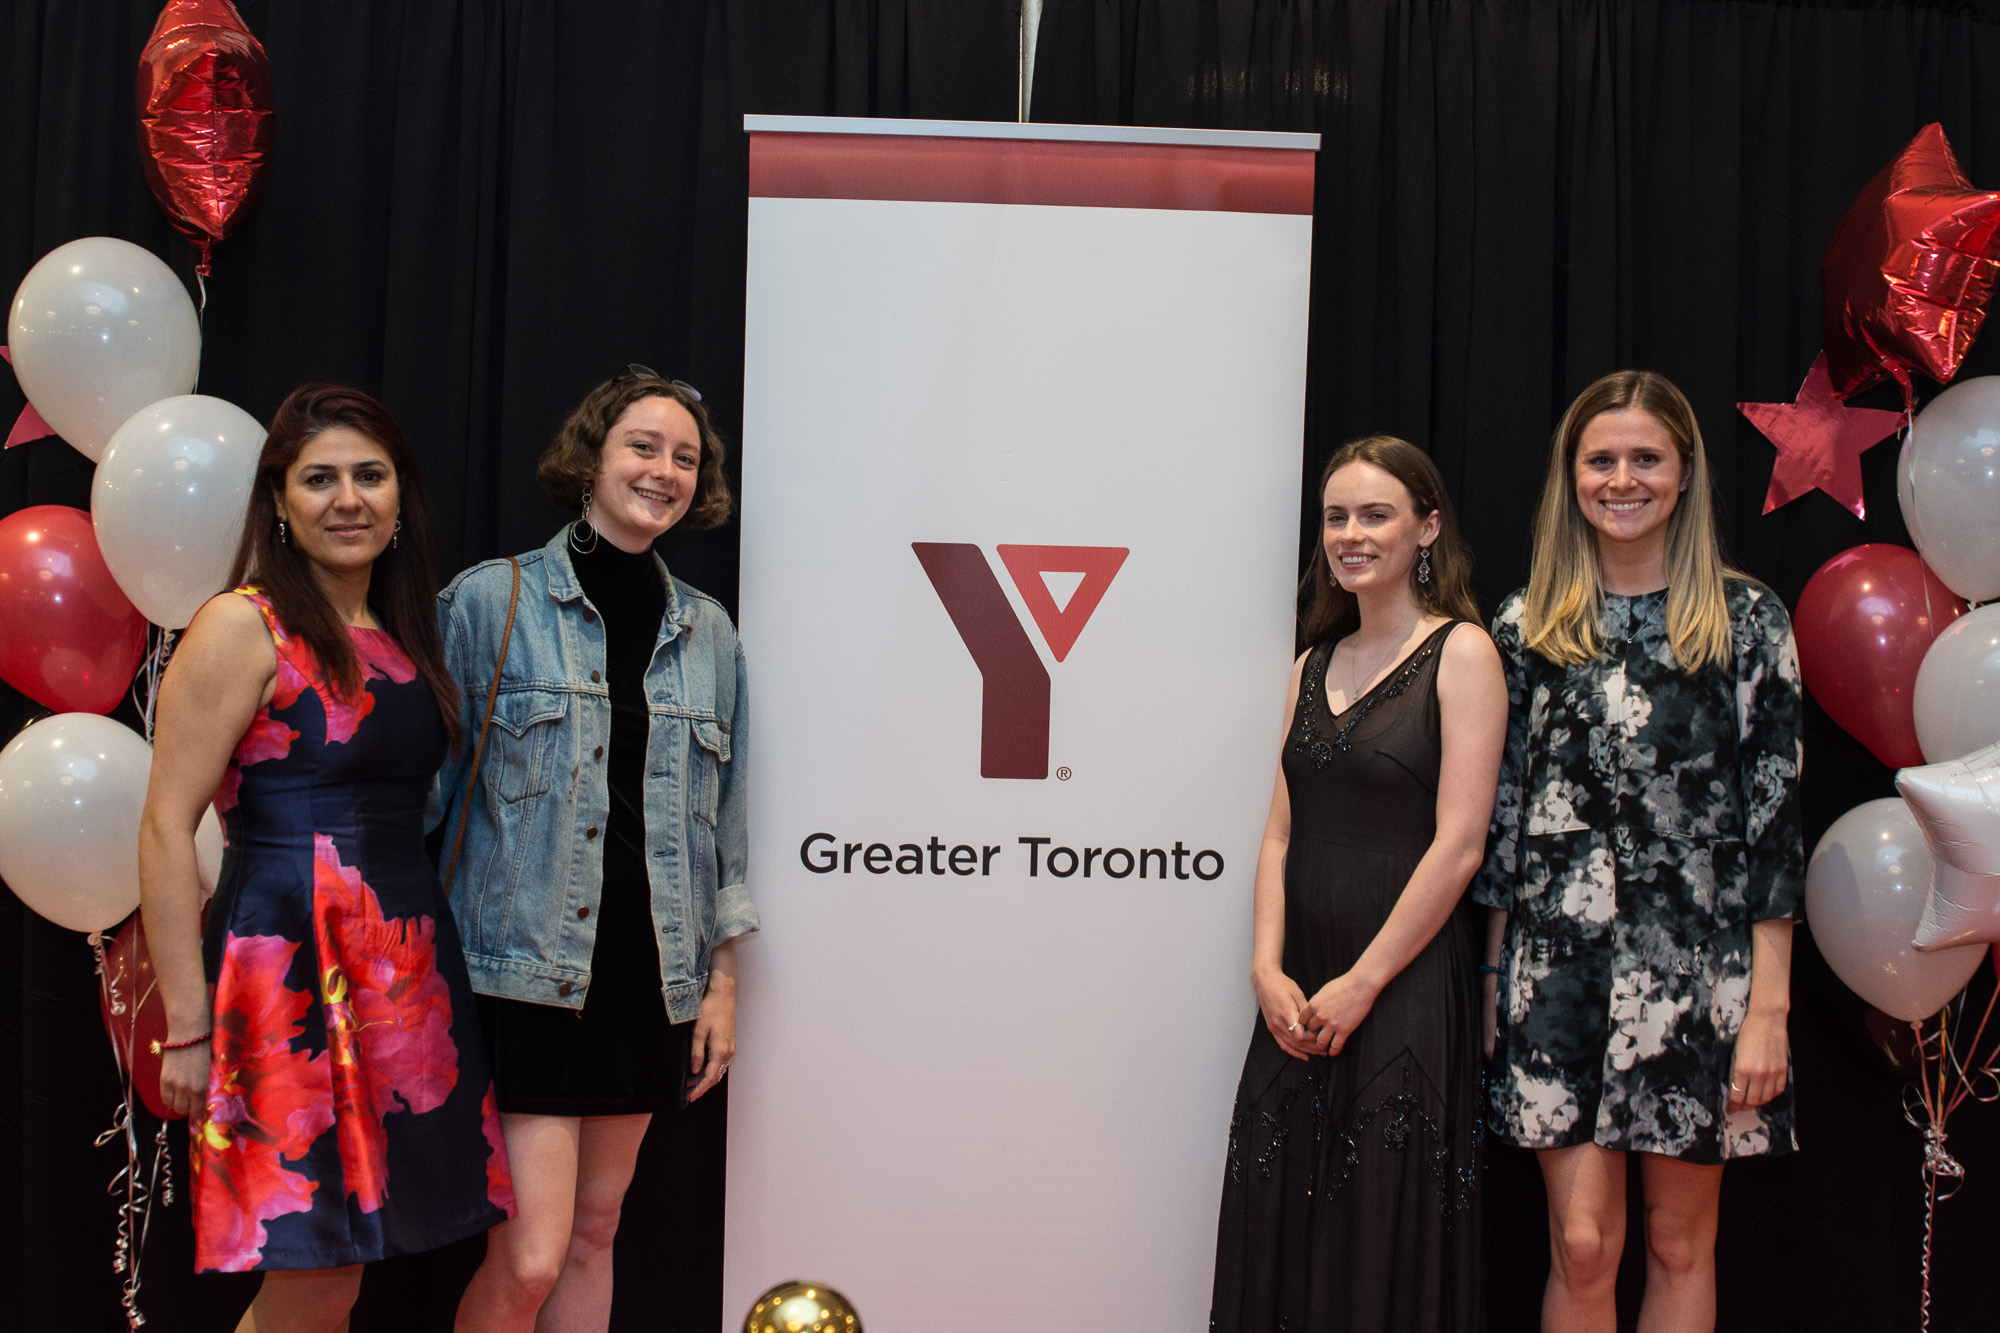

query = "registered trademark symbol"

[1056,766,1072,780]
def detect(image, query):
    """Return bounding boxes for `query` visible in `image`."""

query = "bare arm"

[1301,624,1508,1054]
[137,595,276,1116]
[1729,917,1794,1111]
[1251,652,1318,1060]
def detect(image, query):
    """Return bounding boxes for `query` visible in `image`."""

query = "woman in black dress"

[442,369,753,1331]
[1211,435,1507,1333]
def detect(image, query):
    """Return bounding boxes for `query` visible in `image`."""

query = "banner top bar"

[743,114,1319,153]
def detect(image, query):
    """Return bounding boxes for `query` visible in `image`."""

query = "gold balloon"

[743,1280,862,1333]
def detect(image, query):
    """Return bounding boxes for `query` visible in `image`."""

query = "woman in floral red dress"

[139,384,513,1331]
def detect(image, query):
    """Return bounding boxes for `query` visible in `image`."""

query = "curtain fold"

[1032,5,2000,1331]
[0,4,1016,1330]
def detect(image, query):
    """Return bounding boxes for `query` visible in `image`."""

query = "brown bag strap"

[443,556,521,895]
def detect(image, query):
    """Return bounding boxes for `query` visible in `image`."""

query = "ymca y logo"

[912,543,1129,780]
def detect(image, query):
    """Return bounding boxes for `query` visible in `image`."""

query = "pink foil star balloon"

[1740,352,1904,518]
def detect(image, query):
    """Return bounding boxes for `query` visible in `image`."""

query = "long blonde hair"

[1298,435,1481,650]
[1523,370,1740,672]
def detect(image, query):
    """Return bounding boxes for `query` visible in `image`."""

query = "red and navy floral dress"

[192,588,514,1273]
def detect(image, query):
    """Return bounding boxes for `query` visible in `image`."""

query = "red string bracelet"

[149,1031,211,1056]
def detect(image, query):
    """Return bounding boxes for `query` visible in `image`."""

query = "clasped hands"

[1254,966,1379,1060]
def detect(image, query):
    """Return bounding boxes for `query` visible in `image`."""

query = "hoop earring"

[1417,546,1431,585]
[569,487,599,554]
[392,517,402,550]
[278,518,288,545]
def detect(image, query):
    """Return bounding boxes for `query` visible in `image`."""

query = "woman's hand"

[1481,973,1500,1061]
[1300,972,1380,1057]
[159,1040,212,1119]
[688,939,739,1102]
[1728,1005,1789,1112]
[1253,966,1316,1060]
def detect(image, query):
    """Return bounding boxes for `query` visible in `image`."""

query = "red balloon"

[1795,543,1967,769]
[98,912,184,1122]
[135,0,274,276]
[1823,123,2000,403]
[0,506,148,714]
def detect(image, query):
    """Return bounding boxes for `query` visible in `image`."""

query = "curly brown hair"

[537,373,733,530]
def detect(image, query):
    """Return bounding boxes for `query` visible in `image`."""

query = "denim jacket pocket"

[690,718,729,826]
[490,689,567,802]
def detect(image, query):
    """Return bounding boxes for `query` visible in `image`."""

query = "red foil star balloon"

[135,0,273,276]
[1740,352,1905,518]
[1823,123,2000,404]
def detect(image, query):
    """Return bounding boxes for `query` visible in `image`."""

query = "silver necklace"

[1342,631,1409,708]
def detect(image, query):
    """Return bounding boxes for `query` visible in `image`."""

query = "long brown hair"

[1298,435,1480,650]
[225,384,461,751]
[537,372,734,530]
[1523,370,1741,672]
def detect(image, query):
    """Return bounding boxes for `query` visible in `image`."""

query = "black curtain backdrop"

[1032,4,2000,1333]
[1,1,1996,1330]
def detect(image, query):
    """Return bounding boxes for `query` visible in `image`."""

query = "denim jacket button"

[590,670,601,682]
[594,746,604,760]
[586,826,599,839]
[583,607,598,623]
[576,906,590,919]
[556,981,574,997]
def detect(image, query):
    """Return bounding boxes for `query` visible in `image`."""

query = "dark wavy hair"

[537,373,733,530]
[225,383,461,751]
[1297,435,1481,651]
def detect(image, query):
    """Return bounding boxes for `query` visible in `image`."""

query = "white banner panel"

[729,119,1316,1332]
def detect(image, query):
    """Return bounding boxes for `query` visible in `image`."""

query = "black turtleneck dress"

[475,536,695,1116]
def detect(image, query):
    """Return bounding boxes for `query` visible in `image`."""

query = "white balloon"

[7,238,201,461]
[92,394,263,628]
[1913,604,2000,763]
[0,713,153,933]
[1896,741,2000,875]
[1900,375,2000,602]
[1912,862,2000,951]
[1805,797,1988,1022]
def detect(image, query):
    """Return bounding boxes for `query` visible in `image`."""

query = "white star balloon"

[1898,742,2000,948]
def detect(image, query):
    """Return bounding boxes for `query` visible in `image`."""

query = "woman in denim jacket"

[439,368,756,1332]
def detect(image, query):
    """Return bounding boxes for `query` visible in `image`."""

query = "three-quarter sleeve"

[1734,587,1805,922]
[1471,593,1530,910]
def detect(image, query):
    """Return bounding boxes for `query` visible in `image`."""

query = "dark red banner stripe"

[748,133,1315,215]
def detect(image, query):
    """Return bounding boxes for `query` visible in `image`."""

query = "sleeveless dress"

[1210,622,1483,1333]
[192,589,515,1273]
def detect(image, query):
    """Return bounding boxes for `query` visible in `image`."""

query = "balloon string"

[132,629,175,744]
[90,936,163,1328]
[1904,407,1941,635]
[1920,1169,1938,1333]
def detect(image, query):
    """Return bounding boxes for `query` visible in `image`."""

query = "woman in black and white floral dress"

[1473,370,1803,1332]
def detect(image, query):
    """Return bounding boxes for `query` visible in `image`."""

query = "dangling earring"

[278,518,288,545]
[1417,545,1431,585]
[392,517,402,550]
[569,486,598,554]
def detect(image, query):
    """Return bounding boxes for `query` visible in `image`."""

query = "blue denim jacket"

[431,529,755,1021]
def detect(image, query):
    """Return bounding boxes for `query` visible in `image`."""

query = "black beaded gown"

[1210,622,1483,1333]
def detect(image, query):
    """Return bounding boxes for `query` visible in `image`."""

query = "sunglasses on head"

[621,362,702,402]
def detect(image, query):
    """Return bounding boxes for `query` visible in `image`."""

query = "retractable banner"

[729,116,1318,1331]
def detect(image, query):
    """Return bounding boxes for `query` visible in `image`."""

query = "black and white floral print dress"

[1472,581,1803,1163]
